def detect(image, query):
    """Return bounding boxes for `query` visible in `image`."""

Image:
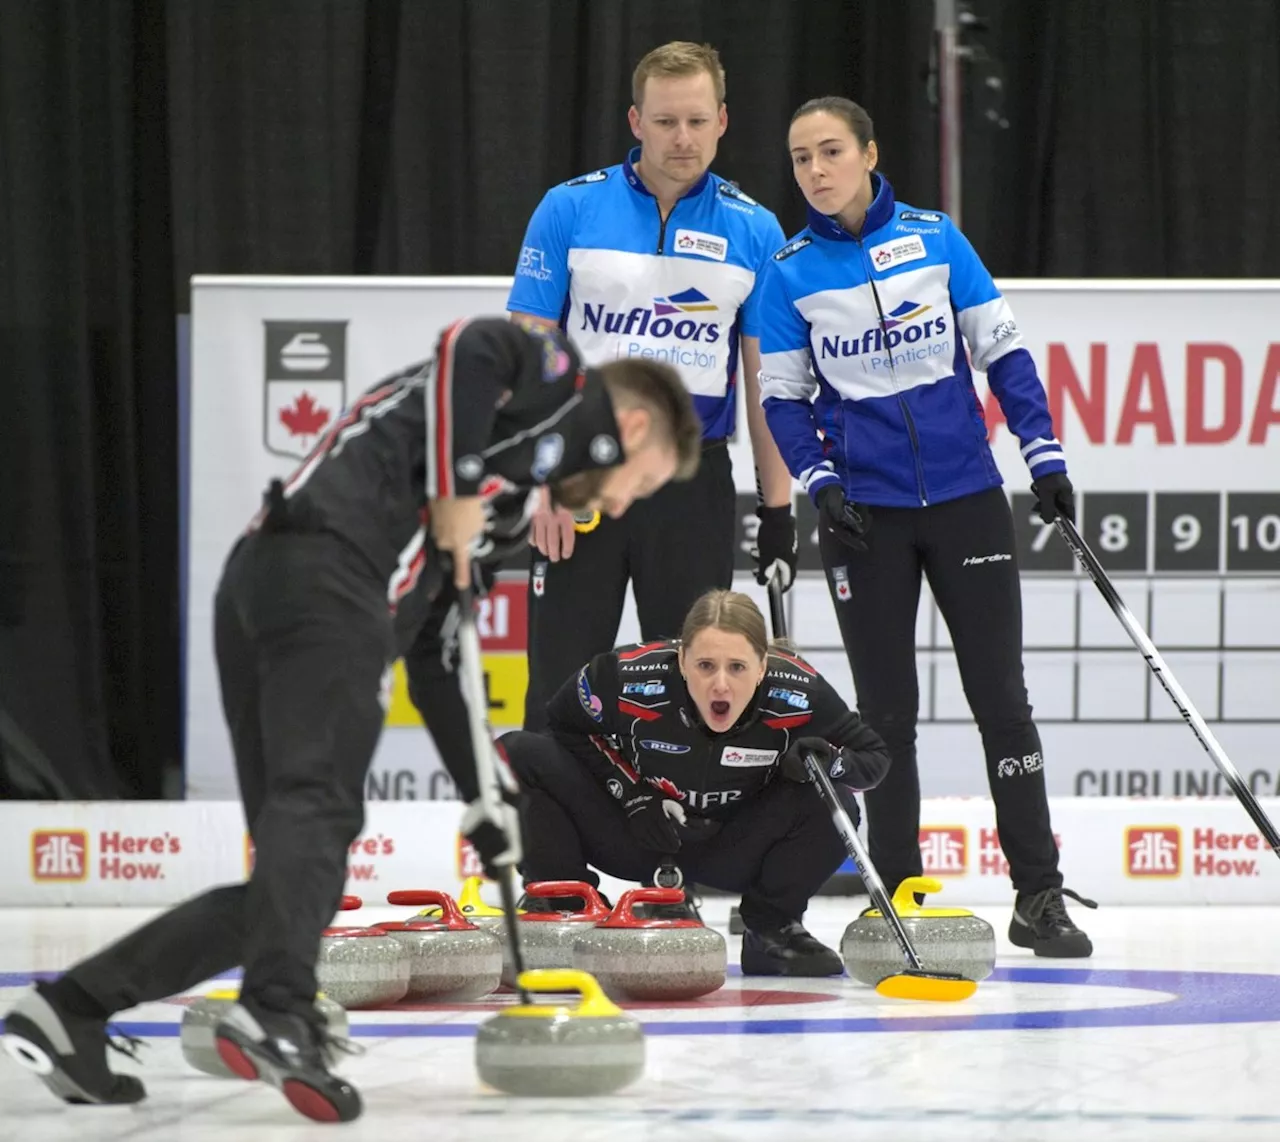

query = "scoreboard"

[733,490,1280,578]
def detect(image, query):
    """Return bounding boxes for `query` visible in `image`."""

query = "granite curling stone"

[379,890,503,1000]
[475,968,645,1096]
[316,894,411,1008]
[572,887,727,1001]
[497,880,611,988]
[841,876,996,985]
[181,989,348,1078]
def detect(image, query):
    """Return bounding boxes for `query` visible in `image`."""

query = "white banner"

[8,799,1280,907]
[186,278,1280,802]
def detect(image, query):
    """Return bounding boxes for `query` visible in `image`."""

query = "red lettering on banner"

[1048,343,1108,444]
[1116,344,1175,444]
[1249,344,1280,444]
[476,580,528,653]
[984,340,1280,446]
[1186,343,1242,444]
[1193,828,1261,851]
[1193,854,1259,877]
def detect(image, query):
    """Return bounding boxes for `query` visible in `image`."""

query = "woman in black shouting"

[501,588,890,977]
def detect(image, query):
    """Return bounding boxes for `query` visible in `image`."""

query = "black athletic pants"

[522,440,736,731]
[501,731,849,930]
[819,486,1061,897]
[61,531,394,1021]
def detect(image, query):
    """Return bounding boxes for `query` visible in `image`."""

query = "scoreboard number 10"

[1013,490,1280,574]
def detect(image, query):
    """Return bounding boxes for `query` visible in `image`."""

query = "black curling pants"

[59,531,393,1022]
[501,730,849,930]
[819,487,1062,897]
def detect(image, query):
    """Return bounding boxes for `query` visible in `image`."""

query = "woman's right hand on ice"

[529,485,578,561]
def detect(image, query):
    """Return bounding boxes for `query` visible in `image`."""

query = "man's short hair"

[599,359,703,480]
[632,41,726,108]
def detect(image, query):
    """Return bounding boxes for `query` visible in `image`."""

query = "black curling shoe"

[1009,886,1097,957]
[2,982,145,1106]
[214,1000,362,1124]
[741,921,844,977]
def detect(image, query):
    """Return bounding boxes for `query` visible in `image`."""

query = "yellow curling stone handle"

[862,876,975,919]
[572,510,601,534]
[505,969,623,1019]
[418,876,523,919]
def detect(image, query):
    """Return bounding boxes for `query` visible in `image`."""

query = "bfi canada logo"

[31,830,88,882]
[919,826,967,875]
[263,321,348,459]
[1126,826,1181,877]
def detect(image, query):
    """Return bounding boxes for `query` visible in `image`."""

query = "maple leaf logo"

[279,391,331,438]
[647,776,685,801]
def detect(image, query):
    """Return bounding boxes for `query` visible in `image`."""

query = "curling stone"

[497,880,611,988]
[316,894,411,1008]
[573,887,727,1001]
[414,876,517,931]
[475,968,644,1096]
[841,876,996,985]
[180,988,348,1078]
[378,890,503,1000]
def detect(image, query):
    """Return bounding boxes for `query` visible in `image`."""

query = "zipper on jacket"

[855,236,930,507]
[656,200,671,254]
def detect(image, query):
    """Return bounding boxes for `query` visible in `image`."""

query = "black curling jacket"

[544,639,890,819]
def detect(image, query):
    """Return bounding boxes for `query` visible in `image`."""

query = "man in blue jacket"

[508,41,797,740]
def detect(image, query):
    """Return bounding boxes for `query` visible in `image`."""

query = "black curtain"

[2,0,1277,799]
[1,0,176,798]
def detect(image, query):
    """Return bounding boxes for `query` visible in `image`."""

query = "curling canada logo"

[1126,826,1181,877]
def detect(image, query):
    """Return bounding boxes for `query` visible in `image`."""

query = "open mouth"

[710,700,731,720]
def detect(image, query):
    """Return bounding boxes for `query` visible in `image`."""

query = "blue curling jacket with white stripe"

[757,174,1066,508]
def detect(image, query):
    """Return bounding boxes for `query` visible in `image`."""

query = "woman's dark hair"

[790,96,875,150]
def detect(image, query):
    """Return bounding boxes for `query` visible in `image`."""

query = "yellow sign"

[385,653,528,730]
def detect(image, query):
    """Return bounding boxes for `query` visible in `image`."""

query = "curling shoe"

[1009,886,1097,958]
[2,982,145,1105]
[741,921,843,977]
[214,1000,362,1123]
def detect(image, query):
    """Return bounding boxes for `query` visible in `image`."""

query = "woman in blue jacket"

[756,96,1094,957]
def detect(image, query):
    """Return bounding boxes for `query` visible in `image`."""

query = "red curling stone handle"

[524,879,610,917]
[385,889,472,929]
[340,895,363,911]
[609,886,683,925]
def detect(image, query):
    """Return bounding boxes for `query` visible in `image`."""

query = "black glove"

[753,505,798,590]
[460,787,521,879]
[781,736,889,792]
[623,790,681,854]
[816,484,871,551]
[1031,472,1075,525]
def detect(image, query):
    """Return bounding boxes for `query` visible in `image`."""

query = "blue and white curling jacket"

[757,174,1065,508]
[508,148,785,440]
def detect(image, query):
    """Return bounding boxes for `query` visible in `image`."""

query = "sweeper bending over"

[1,318,701,1125]
[500,588,891,976]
